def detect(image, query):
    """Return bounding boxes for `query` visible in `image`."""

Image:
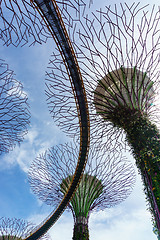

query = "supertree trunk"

[73,217,89,240]
[112,108,160,230]
[73,224,89,240]
[60,174,103,240]
[94,67,160,234]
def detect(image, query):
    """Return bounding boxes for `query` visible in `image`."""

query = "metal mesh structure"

[46,48,80,137]
[0,59,30,154]
[0,0,51,46]
[0,0,92,46]
[29,142,135,209]
[55,0,93,28]
[46,46,124,151]
[0,217,50,240]
[28,141,136,239]
[73,3,160,131]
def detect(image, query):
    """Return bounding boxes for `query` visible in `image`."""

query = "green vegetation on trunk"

[108,105,160,235]
[72,223,89,240]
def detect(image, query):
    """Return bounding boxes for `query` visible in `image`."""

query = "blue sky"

[0,0,159,239]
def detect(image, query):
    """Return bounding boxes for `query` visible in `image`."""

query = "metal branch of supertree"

[28,141,136,240]
[0,59,30,154]
[45,3,160,235]
[0,0,92,46]
[0,0,51,46]
[0,217,50,240]
[46,45,125,151]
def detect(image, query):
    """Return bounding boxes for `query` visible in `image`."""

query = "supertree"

[45,3,160,236]
[0,59,30,154]
[0,217,50,240]
[28,142,136,240]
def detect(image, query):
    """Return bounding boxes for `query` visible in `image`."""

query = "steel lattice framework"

[28,142,136,239]
[0,59,30,154]
[46,46,125,151]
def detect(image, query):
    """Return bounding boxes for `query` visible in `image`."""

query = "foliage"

[125,115,160,206]
[109,107,160,234]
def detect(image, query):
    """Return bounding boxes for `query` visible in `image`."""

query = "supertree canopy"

[0,217,50,240]
[0,59,30,154]
[45,3,160,236]
[28,142,136,240]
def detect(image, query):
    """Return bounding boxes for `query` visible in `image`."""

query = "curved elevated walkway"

[25,0,90,239]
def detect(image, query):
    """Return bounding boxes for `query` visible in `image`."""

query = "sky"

[0,0,159,239]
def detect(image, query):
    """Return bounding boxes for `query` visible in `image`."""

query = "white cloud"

[49,213,74,240]
[26,129,39,145]
[89,208,155,240]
